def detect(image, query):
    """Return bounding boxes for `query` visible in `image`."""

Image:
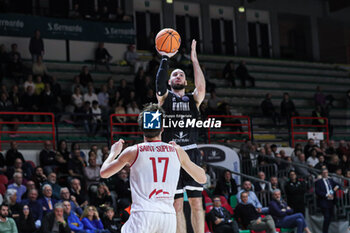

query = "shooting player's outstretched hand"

[191,39,198,63]
[156,47,178,58]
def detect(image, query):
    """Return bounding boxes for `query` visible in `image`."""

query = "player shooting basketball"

[100,103,206,233]
[156,39,206,233]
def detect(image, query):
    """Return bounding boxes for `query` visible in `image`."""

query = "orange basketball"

[155,28,181,54]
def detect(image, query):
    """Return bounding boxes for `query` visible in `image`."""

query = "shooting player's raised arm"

[191,40,206,108]
[156,55,170,106]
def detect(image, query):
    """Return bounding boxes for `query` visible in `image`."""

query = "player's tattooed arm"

[170,142,207,184]
[156,56,169,106]
[191,39,206,108]
[100,139,137,178]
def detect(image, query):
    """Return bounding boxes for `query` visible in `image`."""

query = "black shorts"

[175,148,203,199]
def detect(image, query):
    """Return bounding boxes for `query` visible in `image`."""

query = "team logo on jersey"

[143,110,162,129]
[149,189,170,199]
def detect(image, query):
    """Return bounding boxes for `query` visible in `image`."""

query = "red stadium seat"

[202,189,209,198]
[205,221,211,233]
[219,196,228,205]
[0,175,8,185]
[205,196,213,206]
[205,205,213,214]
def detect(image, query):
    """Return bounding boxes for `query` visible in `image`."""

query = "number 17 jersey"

[129,140,181,214]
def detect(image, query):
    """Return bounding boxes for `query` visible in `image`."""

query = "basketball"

[155,28,181,54]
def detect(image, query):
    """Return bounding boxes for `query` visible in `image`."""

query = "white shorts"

[121,211,176,233]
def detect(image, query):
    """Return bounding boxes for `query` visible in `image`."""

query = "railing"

[207,115,251,144]
[0,112,55,150]
[109,113,141,145]
[291,116,329,147]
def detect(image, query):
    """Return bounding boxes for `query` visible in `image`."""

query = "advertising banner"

[0,13,135,44]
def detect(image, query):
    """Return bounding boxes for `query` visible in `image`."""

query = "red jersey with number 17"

[129,141,181,214]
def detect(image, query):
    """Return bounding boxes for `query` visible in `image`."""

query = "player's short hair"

[138,103,165,138]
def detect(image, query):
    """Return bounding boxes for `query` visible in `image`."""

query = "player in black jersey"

[156,40,206,233]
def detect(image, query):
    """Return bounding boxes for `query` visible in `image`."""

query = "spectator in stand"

[134,67,145,100]
[106,77,115,100]
[56,140,69,174]
[312,105,326,129]
[62,200,85,233]
[235,60,255,88]
[113,100,126,128]
[95,42,112,71]
[237,180,265,213]
[5,142,25,168]
[79,66,93,88]
[81,205,106,232]
[68,150,86,181]
[280,92,299,125]
[59,188,82,216]
[124,44,146,73]
[269,176,282,195]
[315,169,340,233]
[284,171,307,216]
[207,90,220,114]
[261,93,280,125]
[7,173,26,203]
[269,189,311,233]
[68,3,82,19]
[304,139,316,158]
[90,183,113,212]
[43,172,61,200]
[314,86,326,109]
[83,85,98,105]
[315,155,327,170]
[29,29,44,62]
[69,178,88,209]
[97,84,109,111]
[7,52,26,84]
[327,154,341,173]
[77,101,95,136]
[208,195,239,233]
[20,85,39,120]
[32,55,50,82]
[41,202,71,233]
[147,53,159,77]
[8,43,21,62]
[20,180,36,201]
[21,188,43,227]
[84,152,100,192]
[294,153,311,177]
[39,140,57,175]
[38,184,58,216]
[72,86,84,110]
[117,79,130,99]
[235,191,276,233]
[71,75,85,94]
[34,75,44,95]
[70,143,86,161]
[0,204,18,233]
[0,44,8,83]
[306,149,319,168]
[91,100,102,134]
[4,189,21,219]
[222,60,236,87]
[102,207,121,233]
[126,101,140,132]
[15,204,36,233]
[213,170,238,201]
[32,166,47,190]
[40,83,58,115]
[7,158,31,181]
[115,169,131,207]
[253,171,269,193]
[23,75,36,94]
[336,140,349,158]
[8,85,20,111]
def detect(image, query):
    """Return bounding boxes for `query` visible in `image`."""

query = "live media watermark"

[143,111,222,129]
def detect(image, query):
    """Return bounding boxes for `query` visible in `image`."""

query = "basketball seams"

[159,33,171,52]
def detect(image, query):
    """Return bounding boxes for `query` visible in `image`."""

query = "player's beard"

[171,83,185,90]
